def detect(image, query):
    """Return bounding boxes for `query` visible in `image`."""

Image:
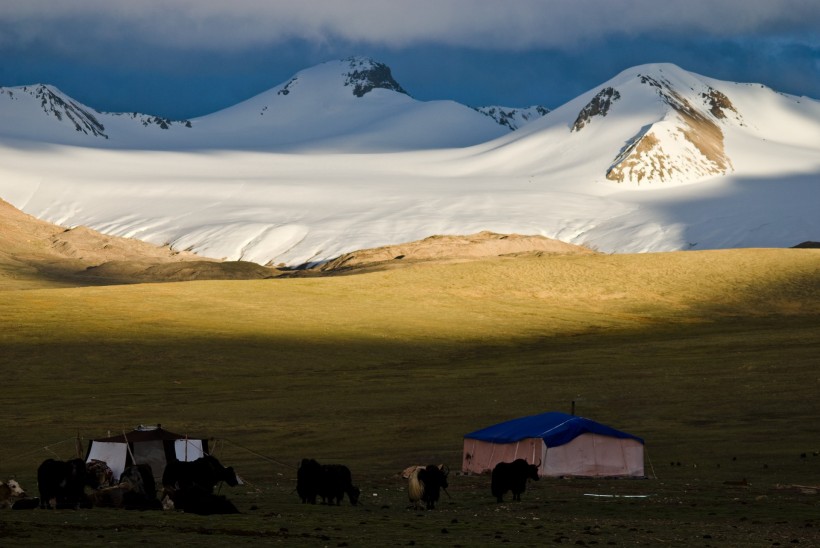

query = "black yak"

[162,455,238,495]
[297,459,360,506]
[491,458,539,502]
[37,458,89,509]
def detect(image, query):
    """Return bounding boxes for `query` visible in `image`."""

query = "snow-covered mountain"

[0,84,194,144]
[472,64,820,185]
[0,60,818,265]
[189,57,512,151]
[0,57,508,151]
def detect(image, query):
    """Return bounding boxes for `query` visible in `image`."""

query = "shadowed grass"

[1,249,819,546]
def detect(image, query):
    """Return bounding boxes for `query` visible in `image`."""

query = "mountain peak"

[1,83,108,139]
[271,57,409,101]
[341,57,409,98]
[557,63,746,185]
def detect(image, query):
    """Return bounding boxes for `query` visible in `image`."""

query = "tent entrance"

[463,437,546,475]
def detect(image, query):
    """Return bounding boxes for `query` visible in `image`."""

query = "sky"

[1,0,819,120]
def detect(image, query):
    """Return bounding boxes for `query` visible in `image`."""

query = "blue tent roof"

[464,412,644,447]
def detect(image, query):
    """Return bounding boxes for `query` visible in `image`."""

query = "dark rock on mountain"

[572,87,621,131]
[474,105,550,130]
[701,88,738,120]
[343,57,408,98]
[15,84,109,138]
[110,112,192,129]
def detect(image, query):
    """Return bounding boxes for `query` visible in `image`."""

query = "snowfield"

[0,59,818,266]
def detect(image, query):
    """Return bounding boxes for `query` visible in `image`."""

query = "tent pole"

[122,430,137,465]
[75,430,83,459]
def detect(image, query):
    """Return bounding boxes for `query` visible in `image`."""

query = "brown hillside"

[310,231,596,275]
[0,198,276,287]
[1,198,598,285]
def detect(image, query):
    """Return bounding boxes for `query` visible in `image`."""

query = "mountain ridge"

[0,60,818,266]
[0,57,543,151]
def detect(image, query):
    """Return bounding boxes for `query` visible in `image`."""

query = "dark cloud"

[1,1,817,118]
[2,1,819,51]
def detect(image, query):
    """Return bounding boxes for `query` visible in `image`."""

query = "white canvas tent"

[85,425,207,482]
[463,412,645,478]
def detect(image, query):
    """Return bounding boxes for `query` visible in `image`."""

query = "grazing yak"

[318,464,360,506]
[161,455,240,514]
[0,479,26,509]
[491,459,540,503]
[406,464,449,510]
[297,458,321,504]
[296,459,360,506]
[162,455,239,495]
[37,458,91,509]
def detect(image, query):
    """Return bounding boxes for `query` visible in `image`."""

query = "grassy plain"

[1,248,819,546]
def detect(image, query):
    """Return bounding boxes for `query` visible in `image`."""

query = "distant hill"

[308,231,595,274]
[0,198,275,287]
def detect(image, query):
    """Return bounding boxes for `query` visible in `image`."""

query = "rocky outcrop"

[277,77,297,96]
[474,105,550,130]
[572,87,621,131]
[110,112,192,129]
[343,57,408,98]
[701,88,738,120]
